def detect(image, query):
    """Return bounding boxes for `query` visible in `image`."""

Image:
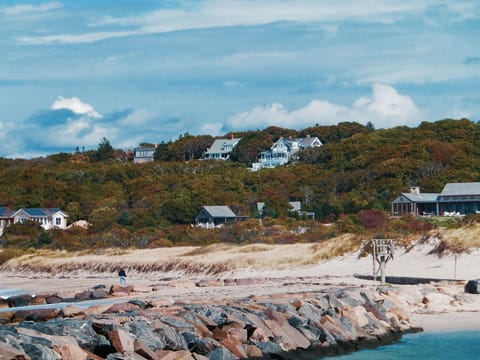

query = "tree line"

[1,118,479,251]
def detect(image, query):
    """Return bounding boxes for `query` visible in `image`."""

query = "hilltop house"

[195,206,247,228]
[202,137,241,160]
[0,207,68,235]
[134,146,156,163]
[391,183,480,216]
[252,135,322,171]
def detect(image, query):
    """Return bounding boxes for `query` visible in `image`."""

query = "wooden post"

[372,239,395,286]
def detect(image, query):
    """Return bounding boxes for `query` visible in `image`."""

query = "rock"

[207,347,237,360]
[264,308,311,351]
[107,302,142,313]
[61,305,86,317]
[108,328,135,353]
[110,285,135,295]
[13,308,60,322]
[7,295,33,308]
[91,289,109,299]
[46,295,64,304]
[155,350,195,360]
[345,306,369,328]
[465,279,480,294]
[134,339,159,360]
[153,322,188,351]
[74,291,92,301]
[0,310,14,324]
[0,341,31,359]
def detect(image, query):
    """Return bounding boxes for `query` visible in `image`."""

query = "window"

[56,217,62,226]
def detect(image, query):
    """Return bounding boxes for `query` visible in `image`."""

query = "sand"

[2,240,480,332]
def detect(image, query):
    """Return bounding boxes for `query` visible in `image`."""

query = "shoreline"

[411,311,480,333]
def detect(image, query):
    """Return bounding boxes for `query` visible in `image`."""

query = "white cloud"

[51,96,102,118]
[18,0,479,45]
[0,2,62,16]
[198,122,224,136]
[227,84,423,130]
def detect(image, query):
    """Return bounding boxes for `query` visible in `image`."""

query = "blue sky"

[1,1,479,158]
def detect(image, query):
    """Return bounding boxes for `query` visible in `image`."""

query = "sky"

[1,0,479,158]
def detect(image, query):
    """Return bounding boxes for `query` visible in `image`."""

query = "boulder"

[91,289,109,299]
[7,295,33,308]
[155,350,195,360]
[134,339,159,360]
[46,295,64,304]
[73,291,92,301]
[108,328,135,353]
[13,308,60,322]
[0,341,31,359]
[110,285,135,295]
[465,279,480,294]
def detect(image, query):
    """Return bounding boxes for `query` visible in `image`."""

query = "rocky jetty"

[0,283,422,360]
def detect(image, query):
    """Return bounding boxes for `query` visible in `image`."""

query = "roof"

[0,207,14,218]
[440,182,480,196]
[399,193,439,203]
[295,136,322,148]
[14,208,66,217]
[204,138,241,155]
[201,206,237,218]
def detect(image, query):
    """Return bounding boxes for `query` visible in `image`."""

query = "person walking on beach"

[118,268,127,286]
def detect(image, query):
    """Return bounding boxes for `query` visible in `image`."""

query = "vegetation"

[1,118,480,252]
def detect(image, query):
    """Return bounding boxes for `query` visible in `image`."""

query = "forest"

[1,118,480,253]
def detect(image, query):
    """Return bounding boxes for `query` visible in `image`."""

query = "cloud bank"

[0,85,425,158]
[226,84,423,131]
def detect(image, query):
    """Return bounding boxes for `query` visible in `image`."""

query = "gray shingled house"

[391,183,480,216]
[195,206,245,228]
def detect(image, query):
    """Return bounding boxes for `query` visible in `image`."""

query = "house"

[11,208,68,230]
[391,183,480,216]
[0,207,14,236]
[252,135,322,171]
[202,137,241,160]
[134,146,156,163]
[257,201,315,219]
[195,206,246,228]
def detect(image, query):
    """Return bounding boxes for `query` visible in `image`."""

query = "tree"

[93,137,115,161]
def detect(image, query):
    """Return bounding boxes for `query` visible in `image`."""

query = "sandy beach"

[2,238,480,334]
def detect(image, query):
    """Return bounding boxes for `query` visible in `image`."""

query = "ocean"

[337,330,480,359]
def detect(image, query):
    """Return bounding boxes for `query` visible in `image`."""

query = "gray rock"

[154,322,188,350]
[253,341,283,355]
[465,279,480,294]
[127,320,165,351]
[208,347,237,360]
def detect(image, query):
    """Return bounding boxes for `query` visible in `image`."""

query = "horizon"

[1,1,479,158]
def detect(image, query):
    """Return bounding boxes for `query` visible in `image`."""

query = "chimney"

[410,186,420,194]
[230,134,234,140]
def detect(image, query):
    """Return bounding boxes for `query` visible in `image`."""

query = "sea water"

[336,330,480,359]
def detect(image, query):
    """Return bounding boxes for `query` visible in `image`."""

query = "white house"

[202,137,241,160]
[11,208,68,230]
[134,146,156,163]
[252,135,322,171]
[0,207,14,236]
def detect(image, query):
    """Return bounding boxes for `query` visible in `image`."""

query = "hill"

[1,118,480,251]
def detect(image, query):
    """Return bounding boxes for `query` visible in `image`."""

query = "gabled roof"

[204,138,241,155]
[440,182,480,196]
[398,193,439,203]
[0,207,14,218]
[13,208,67,218]
[295,136,322,148]
[201,206,237,218]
